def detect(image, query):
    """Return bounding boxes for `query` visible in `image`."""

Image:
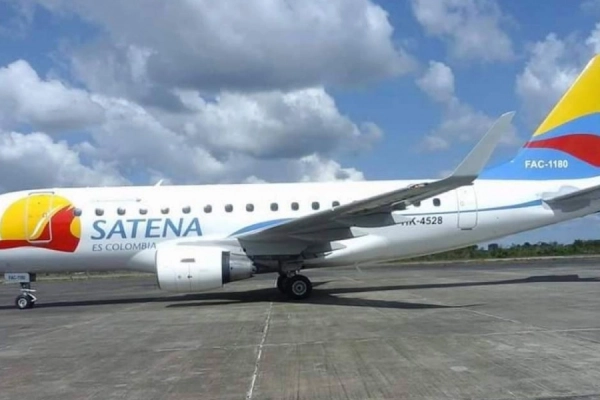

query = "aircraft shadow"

[1,274,597,311]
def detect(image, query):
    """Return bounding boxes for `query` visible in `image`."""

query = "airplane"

[4,55,600,310]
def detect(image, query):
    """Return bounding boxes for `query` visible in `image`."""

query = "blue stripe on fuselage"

[228,218,293,237]
[400,199,542,216]
[228,200,543,236]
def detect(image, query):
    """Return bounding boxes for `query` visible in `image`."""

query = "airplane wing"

[236,111,515,244]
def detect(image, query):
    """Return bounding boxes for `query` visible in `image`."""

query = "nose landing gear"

[4,273,37,310]
[15,282,37,309]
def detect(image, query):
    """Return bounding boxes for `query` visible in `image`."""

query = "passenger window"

[291,202,299,211]
[182,206,191,214]
[393,203,406,211]
[433,198,441,207]
[161,207,169,215]
[413,201,421,207]
[332,201,340,207]
[117,207,126,216]
[73,208,82,217]
[95,208,104,216]
[225,204,233,212]
[246,204,254,212]
[204,205,212,213]
[312,201,320,210]
[271,203,278,211]
[139,208,148,215]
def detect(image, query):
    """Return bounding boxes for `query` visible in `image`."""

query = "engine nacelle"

[155,245,255,293]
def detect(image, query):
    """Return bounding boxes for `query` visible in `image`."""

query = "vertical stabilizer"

[482,55,600,180]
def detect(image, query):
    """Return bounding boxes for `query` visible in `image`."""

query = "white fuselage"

[0,177,598,275]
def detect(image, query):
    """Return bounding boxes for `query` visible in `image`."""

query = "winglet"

[450,111,515,179]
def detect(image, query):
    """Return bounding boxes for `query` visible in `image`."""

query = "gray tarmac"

[1,259,600,400]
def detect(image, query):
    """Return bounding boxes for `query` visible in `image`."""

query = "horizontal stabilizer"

[544,184,600,204]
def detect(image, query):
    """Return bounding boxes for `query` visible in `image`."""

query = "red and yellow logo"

[0,194,80,252]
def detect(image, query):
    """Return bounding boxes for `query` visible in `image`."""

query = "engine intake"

[155,246,254,293]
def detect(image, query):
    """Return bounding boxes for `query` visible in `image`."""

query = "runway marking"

[246,301,273,400]
[478,327,600,337]
[463,308,525,325]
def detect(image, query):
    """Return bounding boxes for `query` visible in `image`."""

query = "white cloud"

[84,90,377,184]
[411,0,514,62]
[81,95,230,184]
[0,59,375,187]
[422,135,450,151]
[0,130,127,192]
[416,61,455,103]
[29,0,415,101]
[243,176,268,184]
[171,88,382,159]
[515,26,600,129]
[581,0,600,14]
[0,60,105,132]
[0,1,395,190]
[417,61,518,151]
[297,155,364,182]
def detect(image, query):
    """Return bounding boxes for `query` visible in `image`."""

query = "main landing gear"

[4,273,37,310]
[276,273,312,300]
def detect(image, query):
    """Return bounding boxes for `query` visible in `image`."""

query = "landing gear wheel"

[276,275,288,294]
[15,294,33,310]
[285,275,312,300]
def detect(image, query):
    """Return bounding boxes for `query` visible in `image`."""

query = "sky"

[1,0,600,245]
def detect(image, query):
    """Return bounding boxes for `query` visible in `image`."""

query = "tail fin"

[482,54,600,180]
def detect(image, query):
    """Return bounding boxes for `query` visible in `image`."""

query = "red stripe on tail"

[525,133,600,167]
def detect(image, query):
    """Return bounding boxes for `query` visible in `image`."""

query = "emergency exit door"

[456,185,478,230]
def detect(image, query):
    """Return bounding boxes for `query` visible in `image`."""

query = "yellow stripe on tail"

[534,54,600,137]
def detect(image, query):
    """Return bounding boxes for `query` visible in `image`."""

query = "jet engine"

[155,245,255,293]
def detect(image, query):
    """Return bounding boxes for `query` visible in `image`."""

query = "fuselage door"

[25,192,56,243]
[456,185,478,230]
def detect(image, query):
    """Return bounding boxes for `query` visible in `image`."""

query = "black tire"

[285,275,312,300]
[15,294,32,310]
[276,275,288,294]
